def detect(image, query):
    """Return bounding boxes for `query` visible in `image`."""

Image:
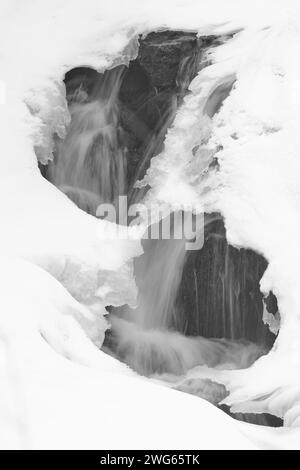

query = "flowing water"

[46,36,278,424]
[48,67,127,213]
[107,216,265,378]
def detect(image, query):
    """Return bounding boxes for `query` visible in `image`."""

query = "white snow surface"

[1,0,300,449]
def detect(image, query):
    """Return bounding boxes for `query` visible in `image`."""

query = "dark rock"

[138,31,198,91]
[175,215,276,349]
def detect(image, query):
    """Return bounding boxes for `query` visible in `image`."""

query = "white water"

[106,315,263,376]
[127,235,187,330]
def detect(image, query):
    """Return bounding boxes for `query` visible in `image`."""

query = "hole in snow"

[40,30,281,428]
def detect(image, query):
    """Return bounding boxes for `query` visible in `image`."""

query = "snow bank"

[0,256,257,449]
[1,0,299,449]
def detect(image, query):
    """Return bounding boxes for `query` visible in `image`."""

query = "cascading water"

[107,215,266,377]
[43,31,280,426]
[48,66,127,213]
[104,37,268,380]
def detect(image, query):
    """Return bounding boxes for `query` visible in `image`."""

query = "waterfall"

[106,215,265,377]
[49,67,127,214]
[125,234,187,330]
[103,54,265,380]
[45,33,276,422]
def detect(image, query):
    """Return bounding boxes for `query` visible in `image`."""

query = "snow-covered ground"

[1,0,300,449]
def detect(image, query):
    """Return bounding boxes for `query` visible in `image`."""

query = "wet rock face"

[175,216,276,348]
[119,31,204,187]
[64,67,99,100]
[138,31,199,92]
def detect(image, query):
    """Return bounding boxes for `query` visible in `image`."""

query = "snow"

[0,256,259,450]
[1,0,300,449]
[140,0,300,436]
